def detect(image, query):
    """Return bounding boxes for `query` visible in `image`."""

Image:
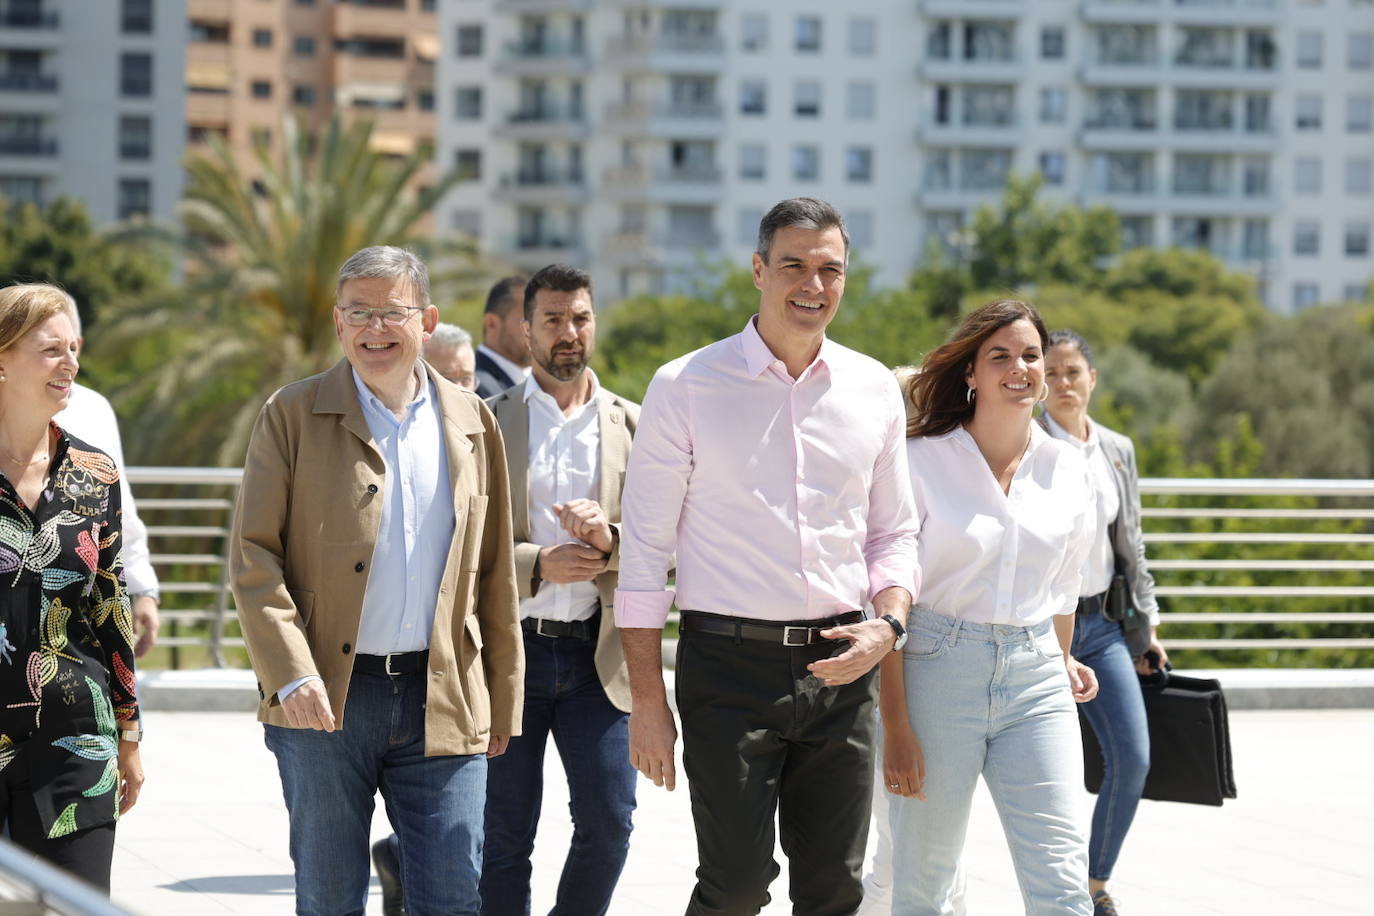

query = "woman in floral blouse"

[0,283,143,892]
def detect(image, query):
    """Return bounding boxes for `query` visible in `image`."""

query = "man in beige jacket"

[231,246,522,916]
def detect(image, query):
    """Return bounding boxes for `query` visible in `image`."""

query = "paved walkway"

[111,709,1372,915]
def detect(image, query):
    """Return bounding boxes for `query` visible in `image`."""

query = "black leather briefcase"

[1080,670,1238,807]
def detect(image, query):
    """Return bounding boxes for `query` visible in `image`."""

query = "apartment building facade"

[0,0,184,224]
[438,0,1373,312]
[185,0,439,193]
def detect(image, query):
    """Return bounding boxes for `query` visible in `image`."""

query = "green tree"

[90,114,492,465]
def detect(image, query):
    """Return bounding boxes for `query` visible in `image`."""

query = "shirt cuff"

[277,674,323,704]
[867,562,918,607]
[613,589,676,628]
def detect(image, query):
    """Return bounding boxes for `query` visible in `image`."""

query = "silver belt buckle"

[535,618,553,637]
[385,652,401,676]
[782,626,811,647]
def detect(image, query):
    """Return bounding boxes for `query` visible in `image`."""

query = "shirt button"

[342,642,352,654]
[354,562,365,573]
[367,484,378,494]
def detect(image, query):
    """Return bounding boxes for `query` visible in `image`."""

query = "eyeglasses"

[337,305,425,327]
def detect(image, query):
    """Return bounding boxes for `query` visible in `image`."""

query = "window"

[794,81,821,118]
[795,16,821,53]
[119,53,152,97]
[1242,220,1269,260]
[1296,95,1322,131]
[846,146,873,182]
[848,210,873,249]
[1295,157,1323,194]
[1345,284,1369,302]
[1349,97,1373,132]
[1347,158,1373,194]
[1244,93,1272,133]
[292,85,316,107]
[1294,220,1321,255]
[1242,157,1270,196]
[1346,222,1371,255]
[417,89,434,112]
[1039,151,1066,186]
[739,143,766,181]
[1120,216,1153,249]
[846,81,875,120]
[848,17,876,56]
[741,13,768,52]
[1297,31,1323,68]
[118,115,151,160]
[450,209,481,239]
[1041,26,1066,60]
[738,208,763,246]
[253,29,273,48]
[1293,282,1321,309]
[293,35,316,56]
[792,144,819,180]
[336,37,404,58]
[456,25,483,57]
[1350,33,1374,70]
[1039,87,1067,124]
[454,149,481,181]
[739,80,766,116]
[454,87,482,119]
[121,0,152,33]
[251,80,272,99]
[117,178,150,220]
[0,177,43,207]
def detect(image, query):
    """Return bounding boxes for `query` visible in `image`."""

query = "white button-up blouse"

[907,423,1096,627]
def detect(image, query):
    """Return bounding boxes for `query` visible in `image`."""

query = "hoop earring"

[1038,382,1050,402]
[966,386,975,404]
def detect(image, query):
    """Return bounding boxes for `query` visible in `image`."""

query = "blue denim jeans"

[264,667,487,916]
[1071,609,1150,882]
[889,607,1091,916]
[479,627,636,916]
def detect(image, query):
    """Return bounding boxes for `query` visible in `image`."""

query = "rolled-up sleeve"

[614,363,691,629]
[863,380,920,603]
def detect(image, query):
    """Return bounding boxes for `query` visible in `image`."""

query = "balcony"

[506,234,586,269]
[599,162,721,203]
[919,55,1023,84]
[0,136,56,156]
[919,116,1021,147]
[919,0,1023,17]
[493,106,588,141]
[493,0,591,9]
[601,228,721,266]
[602,99,723,137]
[493,168,588,204]
[1171,0,1281,26]
[0,8,58,28]
[1078,0,1163,24]
[603,33,724,72]
[0,72,58,92]
[493,40,591,77]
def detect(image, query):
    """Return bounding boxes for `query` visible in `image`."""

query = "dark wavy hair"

[1047,328,1095,367]
[906,299,1050,438]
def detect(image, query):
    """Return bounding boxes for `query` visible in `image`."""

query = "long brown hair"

[906,299,1049,438]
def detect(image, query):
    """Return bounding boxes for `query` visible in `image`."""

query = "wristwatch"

[880,614,908,651]
[119,725,144,743]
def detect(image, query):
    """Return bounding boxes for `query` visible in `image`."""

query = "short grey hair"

[336,246,431,308]
[755,197,849,265]
[428,322,472,350]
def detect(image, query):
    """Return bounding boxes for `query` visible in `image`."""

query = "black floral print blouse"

[0,424,139,838]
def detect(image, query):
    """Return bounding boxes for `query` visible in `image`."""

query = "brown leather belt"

[679,610,866,647]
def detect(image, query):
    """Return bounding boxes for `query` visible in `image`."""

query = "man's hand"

[132,595,160,659]
[117,740,144,816]
[1067,657,1099,703]
[555,499,614,554]
[539,543,608,584]
[487,735,511,758]
[629,698,678,791]
[808,619,896,686]
[282,679,337,731]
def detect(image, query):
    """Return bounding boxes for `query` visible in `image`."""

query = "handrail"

[123,471,1374,667]
[0,837,134,915]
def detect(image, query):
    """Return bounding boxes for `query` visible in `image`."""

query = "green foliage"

[87,114,494,465]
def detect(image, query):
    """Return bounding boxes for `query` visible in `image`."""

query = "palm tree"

[95,114,493,466]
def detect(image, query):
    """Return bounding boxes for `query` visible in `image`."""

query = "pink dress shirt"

[614,318,919,627]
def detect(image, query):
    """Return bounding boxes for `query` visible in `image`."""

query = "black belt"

[679,610,866,647]
[353,650,429,676]
[522,616,595,640]
[1076,591,1109,617]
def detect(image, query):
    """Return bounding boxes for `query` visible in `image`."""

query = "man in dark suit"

[474,275,531,398]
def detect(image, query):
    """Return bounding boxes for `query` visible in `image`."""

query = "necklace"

[0,432,51,468]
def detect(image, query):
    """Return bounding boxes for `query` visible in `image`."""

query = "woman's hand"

[1135,631,1170,676]
[117,740,145,816]
[882,723,926,800]
[1067,656,1099,703]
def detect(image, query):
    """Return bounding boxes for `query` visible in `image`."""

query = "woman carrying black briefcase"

[1041,330,1167,916]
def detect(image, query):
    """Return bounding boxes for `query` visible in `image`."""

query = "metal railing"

[0,838,133,915]
[128,472,1374,666]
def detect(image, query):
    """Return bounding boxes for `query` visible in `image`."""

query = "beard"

[534,343,589,382]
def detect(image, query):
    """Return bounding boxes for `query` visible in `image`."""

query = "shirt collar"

[740,316,833,380]
[522,367,601,413]
[479,344,530,384]
[351,363,429,418]
[1043,411,1097,450]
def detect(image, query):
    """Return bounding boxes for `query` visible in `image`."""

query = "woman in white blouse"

[881,299,1099,915]
[1041,329,1167,916]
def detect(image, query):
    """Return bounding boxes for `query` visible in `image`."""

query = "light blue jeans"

[889,607,1090,916]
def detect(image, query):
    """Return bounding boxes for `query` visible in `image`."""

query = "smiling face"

[1044,343,1096,423]
[334,275,437,395]
[752,224,847,354]
[965,318,1044,417]
[0,311,79,420]
[525,286,595,385]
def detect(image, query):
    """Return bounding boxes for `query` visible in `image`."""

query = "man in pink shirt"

[615,198,919,915]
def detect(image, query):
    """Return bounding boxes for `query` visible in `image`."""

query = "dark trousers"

[480,627,637,916]
[676,628,878,916]
[0,756,117,892]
